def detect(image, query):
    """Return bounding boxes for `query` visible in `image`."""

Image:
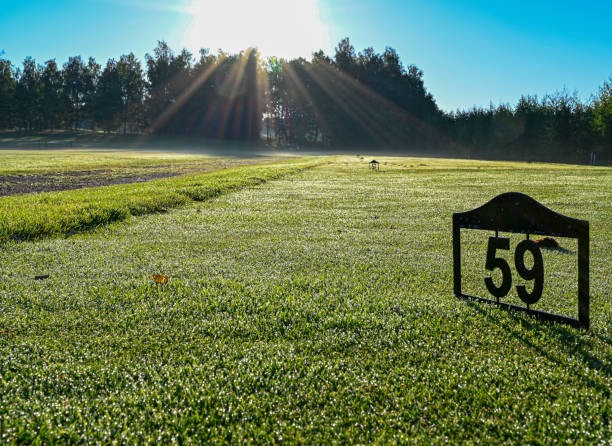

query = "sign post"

[453,192,590,329]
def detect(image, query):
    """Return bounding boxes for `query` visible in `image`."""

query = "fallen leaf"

[153,274,169,284]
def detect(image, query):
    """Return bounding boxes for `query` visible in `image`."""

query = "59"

[484,236,544,305]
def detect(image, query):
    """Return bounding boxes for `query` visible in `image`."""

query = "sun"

[183,0,330,59]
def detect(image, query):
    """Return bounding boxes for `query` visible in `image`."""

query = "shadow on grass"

[541,246,574,255]
[464,300,611,389]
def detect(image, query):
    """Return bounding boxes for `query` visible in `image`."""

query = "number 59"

[484,236,544,305]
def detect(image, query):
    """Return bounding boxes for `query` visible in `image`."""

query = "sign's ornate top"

[454,192,588,238]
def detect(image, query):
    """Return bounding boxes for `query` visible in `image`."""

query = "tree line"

[0,39,610,163]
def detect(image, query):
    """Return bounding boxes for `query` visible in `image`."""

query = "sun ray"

[310,60,456,146]
[305,62,389,142]
[282,60,330,138]
[149,55,226,134]
[213,51,250,139]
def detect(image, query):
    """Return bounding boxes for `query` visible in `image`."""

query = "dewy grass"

[0,155,610,443]
[0,157,323,242]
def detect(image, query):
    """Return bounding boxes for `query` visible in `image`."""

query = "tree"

[63,56,89,130]
[94,59,122,132]
[543,90,574,159]
[117,53,145,134]
[593,76,612,161]
[334,38,357,75]
[83,57,101,129]
[15,57,43,130]
[241,48,265,141]
[145,41,193,134]
[0,58,17,129]
[515,95,546,158]
[40,60,65,129]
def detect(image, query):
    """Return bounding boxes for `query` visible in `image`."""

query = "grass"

[0,155,610,443]
[0,156,321,242]
[0,149,289,198]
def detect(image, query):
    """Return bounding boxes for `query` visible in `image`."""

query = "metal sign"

[452,192,590,329]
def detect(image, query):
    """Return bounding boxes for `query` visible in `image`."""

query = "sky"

[1,0,611,111]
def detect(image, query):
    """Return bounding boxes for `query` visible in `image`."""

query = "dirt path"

[0,159,270,196]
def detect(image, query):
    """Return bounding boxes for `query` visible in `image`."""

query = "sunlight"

[149,54,225,134]
[184,0,330,59]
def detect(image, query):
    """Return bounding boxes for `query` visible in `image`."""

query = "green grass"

[0,157,322,242]
[0,155,610,443]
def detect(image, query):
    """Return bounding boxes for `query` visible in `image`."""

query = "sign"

[452,192,590,329]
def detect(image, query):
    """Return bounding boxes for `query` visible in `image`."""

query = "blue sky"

[1,0,611,111]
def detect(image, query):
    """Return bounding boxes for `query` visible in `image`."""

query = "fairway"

[0,156,610,443]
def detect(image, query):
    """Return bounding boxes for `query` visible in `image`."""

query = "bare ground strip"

[0,159,271,196]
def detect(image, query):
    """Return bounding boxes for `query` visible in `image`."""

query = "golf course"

[0,150,609,443]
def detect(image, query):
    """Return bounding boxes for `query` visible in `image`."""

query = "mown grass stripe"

[0,157,325,242]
